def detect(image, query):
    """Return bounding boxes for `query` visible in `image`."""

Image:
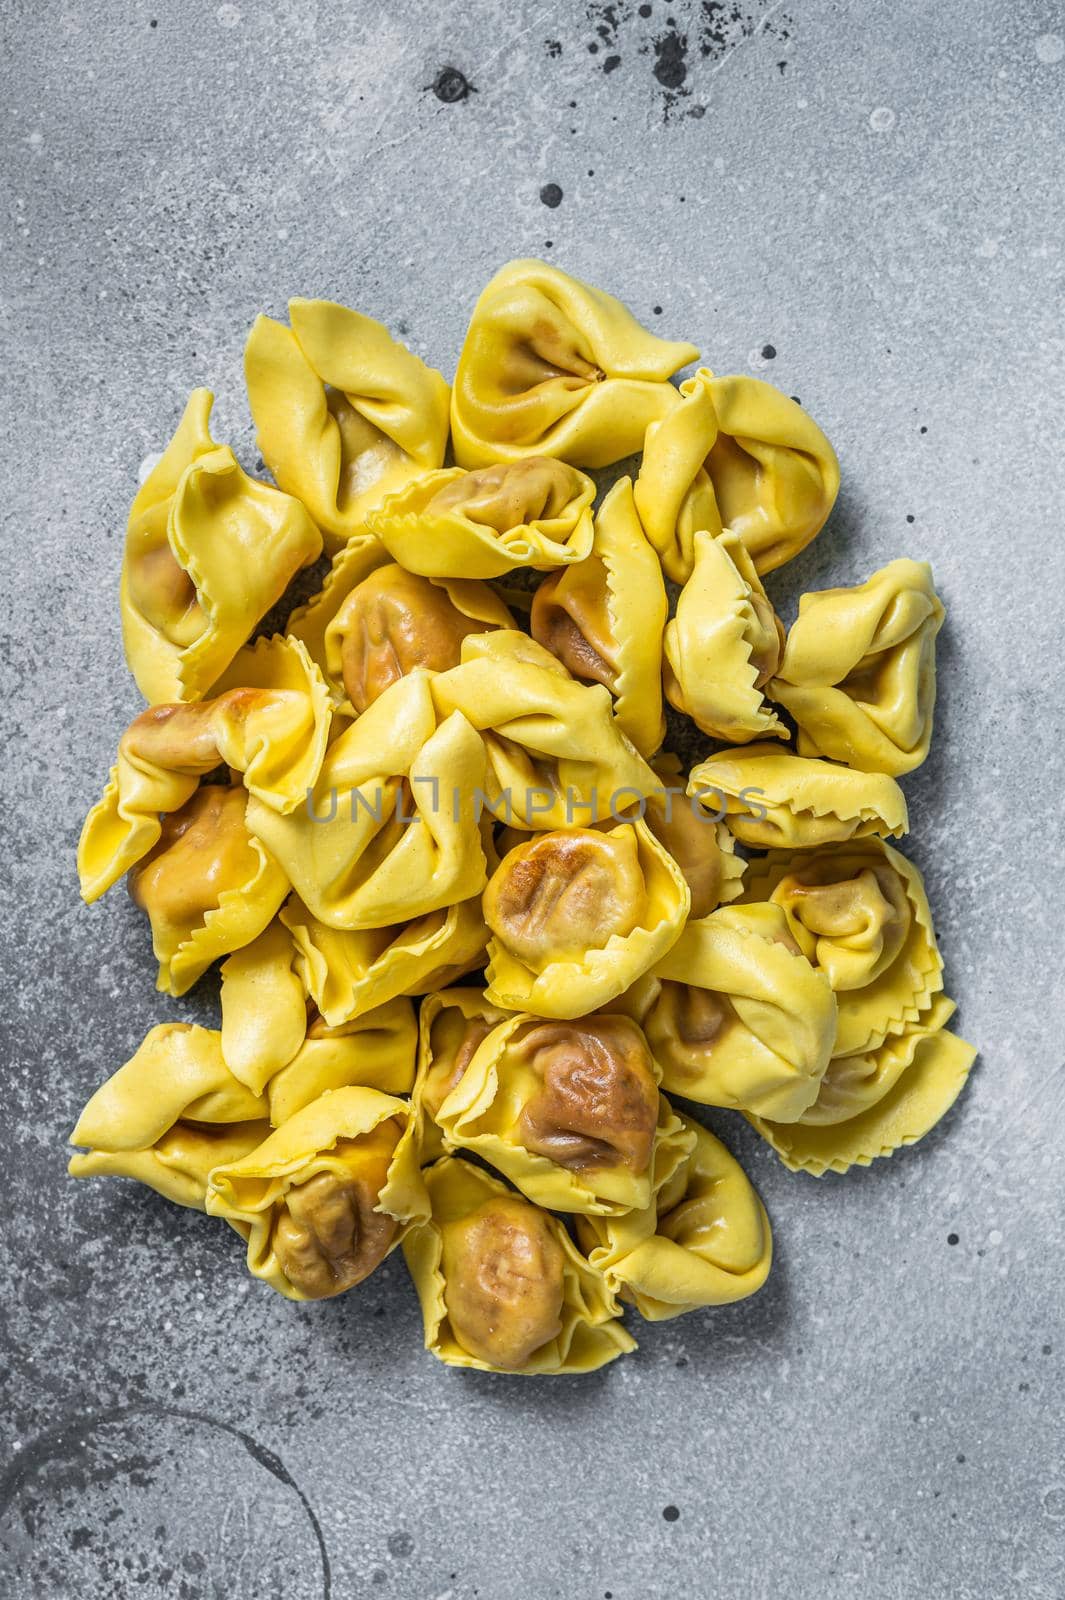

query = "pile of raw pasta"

[72,260,976,1374]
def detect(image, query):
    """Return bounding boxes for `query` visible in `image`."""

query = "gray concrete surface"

[2,1,1064,1595]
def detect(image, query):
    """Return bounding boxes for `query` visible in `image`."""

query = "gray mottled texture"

[2,1,1063,1596]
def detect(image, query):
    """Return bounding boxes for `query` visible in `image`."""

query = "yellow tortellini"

[635,367,840,580]
[576,1116,772,1320]
[768,559,945,775]
[121,389,323,706]
[280,894,487,1028]
[451,258,698,469]
[482,820,690,1018]
[664,528,787,743]
[411,987,511,1162]
[262,1000,419,1125]
[70,258,977,1373]
[403,1156,636,1373]
[246,669,489,930]
[323,563,513,714]
[127,784,289,997]
[207,1087,427,1301]
[68,1000,418,1199]
[530,476,668,757]
[367,458,596,579]
[688,743,909,850]
[244,297,450,552]
[284,532,392,691]
[430,631,659,829]
[748,995,976,1175]
[433,1010,694,1216]
[644,904,838,1121]
[78,634,331,902]
[738,838,944,1058]
[68,1023,270,1210]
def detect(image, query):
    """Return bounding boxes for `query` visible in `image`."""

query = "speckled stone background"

[2,1,1064,1596]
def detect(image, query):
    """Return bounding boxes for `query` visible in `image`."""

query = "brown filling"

[483,829,645,970]
[337,565,491,712]
[128,785,256,929]
[530,559,617,689]
[644,791,726,921]
[421,1012,497,1122]
[441,1194,566,1370]
[498,316,603,397]
[430,457,583,532]
[126,543,203,644]
[272,1121,402,1299]
[516,1015,659,1176]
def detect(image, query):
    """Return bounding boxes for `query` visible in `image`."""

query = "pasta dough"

[531,476,668,756]
[78,634,331,902]
[207,1086,427,1300]
[69,1022,270,1210]
[634,367,840,580]
[738,837,944,1057]
[748,995,976,1175]
[645,904,838,1121]
[245,670,490,929]
[688,744,909,850]
[768,559,944,775]
[121,388,323,705]
[367,458,596,578]
[483,820,690,1017]
[451,259,698,468]
[663,528,787,742]
[430,631,660,829]
[280,894,487,1028]
[576,1116,772,1320]
[402,1156,636,1372]
[433,1010,695,1215]
[244,297,450,552]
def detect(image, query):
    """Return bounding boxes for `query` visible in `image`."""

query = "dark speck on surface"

[540,182,564,208]
[762,342,777,359]
[431,65,475,102]
[906,513,915,523]
[920,424,928,433]
[604,53,622,71]
[653,304,663,314]
[545,37,562,56]
[149,17,158,25]
[663,1505,681,1522]
[791,395,802,404]
[948,1232,959,1245]
[639,1,652,13]
[653,22,688,88]
[1043,1343,1053,1355]
[588,40,599,52]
